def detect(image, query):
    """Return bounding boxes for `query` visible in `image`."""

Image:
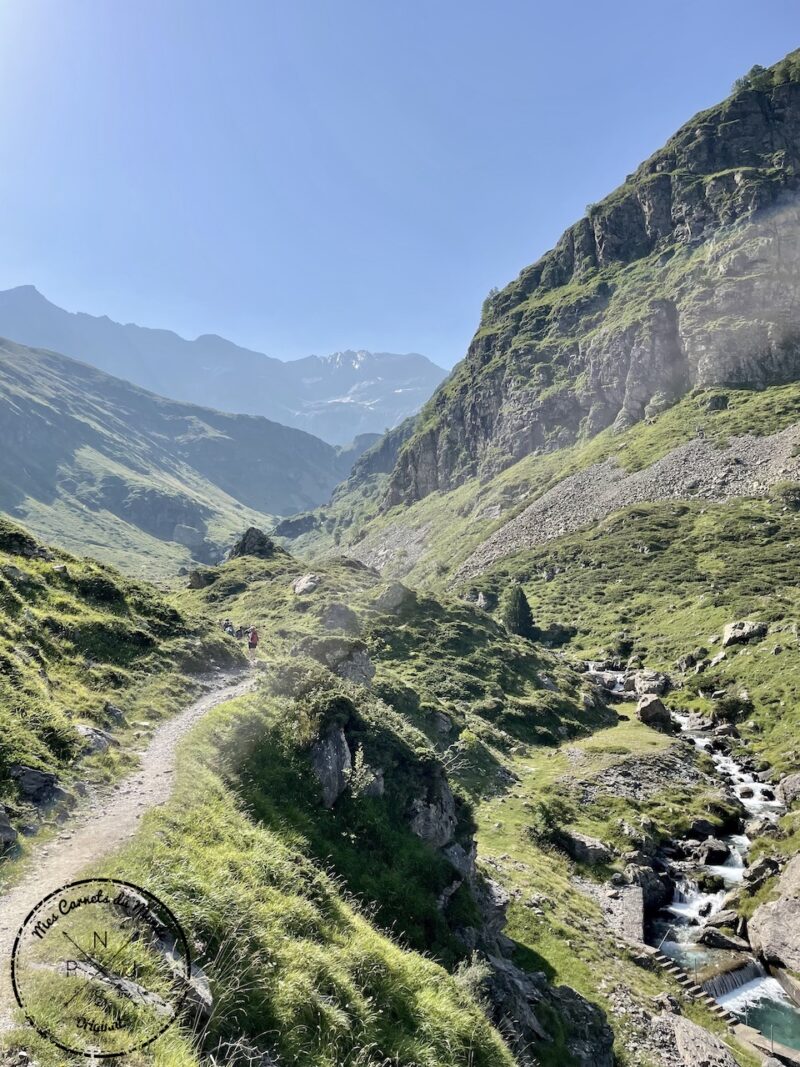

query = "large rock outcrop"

[383,57,800,507]
[228,527,277,560]
[749,853,800,971]
[653,1012,738,1067]
[310,726,353,808]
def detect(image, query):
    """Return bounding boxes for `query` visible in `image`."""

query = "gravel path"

[0,670,255,1024]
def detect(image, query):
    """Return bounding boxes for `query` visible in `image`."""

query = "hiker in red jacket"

[247,626,259,659]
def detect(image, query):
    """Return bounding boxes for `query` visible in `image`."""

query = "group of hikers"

[221,617,259,657]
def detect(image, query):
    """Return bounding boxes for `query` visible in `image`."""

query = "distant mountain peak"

[0,289,448,445]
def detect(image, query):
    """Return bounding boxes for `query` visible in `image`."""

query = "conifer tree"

[500,583,535,639]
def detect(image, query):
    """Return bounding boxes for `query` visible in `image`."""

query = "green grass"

[472,493,800,775]
[175,548,763,1062]
[292,382,800,591]
[0,517,245,879]
[8,691,517,1067]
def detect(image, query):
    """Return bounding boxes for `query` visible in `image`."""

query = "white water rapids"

[656,711,800,1049]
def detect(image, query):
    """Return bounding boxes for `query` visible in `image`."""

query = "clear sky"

[0,1,796,367]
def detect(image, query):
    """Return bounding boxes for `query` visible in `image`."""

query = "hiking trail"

[0,669,256,1026]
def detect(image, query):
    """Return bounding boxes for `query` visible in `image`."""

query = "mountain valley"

[3,48,800,1067]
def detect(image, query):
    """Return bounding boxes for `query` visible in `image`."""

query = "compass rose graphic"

[11,878,192,1058]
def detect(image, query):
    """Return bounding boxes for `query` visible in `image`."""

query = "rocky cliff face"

[385,54,800,506]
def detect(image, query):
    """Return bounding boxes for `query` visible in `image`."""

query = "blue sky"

[0,1,796,367]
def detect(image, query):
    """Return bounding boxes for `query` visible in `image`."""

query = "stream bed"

[648,710,800,1050]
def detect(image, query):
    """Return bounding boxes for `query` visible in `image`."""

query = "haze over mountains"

[0,338,370,578]
[0,286,447,445]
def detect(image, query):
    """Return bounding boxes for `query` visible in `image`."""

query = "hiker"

[235,625,244,640]
[247,626,259,658]
[222,618,234,636]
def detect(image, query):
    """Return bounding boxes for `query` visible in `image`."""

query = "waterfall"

[703,960,765,999]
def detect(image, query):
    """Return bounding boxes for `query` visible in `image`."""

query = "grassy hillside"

[0,516,243,857]
[169,548,762,1064]
[12,690,516,1067]
[0,339,360,579]
[286,382,800,585]
[471,492,800,774]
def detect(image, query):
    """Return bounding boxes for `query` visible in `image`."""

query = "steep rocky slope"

[383,52,800,505]
[0,286,447,444]
[0,339,369,577]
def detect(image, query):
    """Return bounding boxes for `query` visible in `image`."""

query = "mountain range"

[0,338,372,578]
[0,286,447,445]
[3,49,800,1067]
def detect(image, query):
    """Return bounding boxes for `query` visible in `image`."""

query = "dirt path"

[0,670,255,1023]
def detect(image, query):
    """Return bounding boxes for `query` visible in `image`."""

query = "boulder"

[483,955,551,1051]
[296,636,376,687]
[187,567,218,589]
[749,854,800,971]
[320,601,360,634]
[10,765,74,808]
[76,724,119,754]
[292,573,322,595]
[636,694,674,733]
[0,806,18,849]
[409,774,457,848]
[654,1012,737,1067]
[745,815,778,838]
[104,702,127,724]
[624,863,671,909]
[2,564,33,587]
[310,726,352,807]
[686,817,718,841]
[704,908,739,929]
[555,829,612,866]
[743,855,780,889]
[633,669,670,695]
[547,982,615,1067]
[698,837,730,865]
[722,620,768,648]
[779,772,800,807]
[372,581,416,614]
[698,927,749,952]
[228,527,276,560]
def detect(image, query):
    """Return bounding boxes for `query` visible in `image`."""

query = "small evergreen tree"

[500,582,535,639]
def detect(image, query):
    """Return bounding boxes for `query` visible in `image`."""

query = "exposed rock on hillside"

[653,1012,738,1067]
[372,581,416,614]
[456,421,800,579]
[409,774,458,849]
[311,725,353,807]
[749,852,800,970]
[555,828,613,866]
[228,527,278,559]
[637,694,674,733]
[384,59,800,507]
[722,619,768,647]
[292,572,322,595]
[295,636,375,686]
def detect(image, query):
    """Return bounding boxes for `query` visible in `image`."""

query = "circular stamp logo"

[11,878,192,1058]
